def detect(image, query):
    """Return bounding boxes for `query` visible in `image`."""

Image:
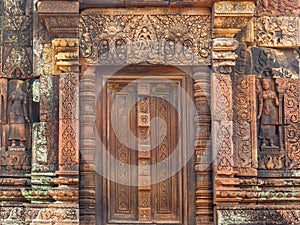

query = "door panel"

[108,84,138,222]
[98,75,193,225]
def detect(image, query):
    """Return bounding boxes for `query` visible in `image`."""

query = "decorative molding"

[52,38,79,75]
[213,1,256,38]
[80,8,211,65]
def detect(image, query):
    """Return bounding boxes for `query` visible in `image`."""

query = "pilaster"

[193,67,213,224]
[79,66,96,225]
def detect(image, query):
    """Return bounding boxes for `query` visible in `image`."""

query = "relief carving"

[256,17,300,48]
[233,75,257,176]
[7,80,29,149]
[80,8,211,65]
[257,77,279,147]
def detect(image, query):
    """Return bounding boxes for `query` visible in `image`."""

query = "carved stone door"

[96,73,195,225]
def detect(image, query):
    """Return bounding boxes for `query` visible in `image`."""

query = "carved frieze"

[1,0,33,78]
[256,17,300,48]
[257,0,300,17]
[80,8,211,65]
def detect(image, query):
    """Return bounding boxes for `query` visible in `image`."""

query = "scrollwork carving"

[256,17,300,48]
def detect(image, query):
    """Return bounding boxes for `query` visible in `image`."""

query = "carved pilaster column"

[193,67,213,224]
[79,66,96,224]
[212,38,241,204]
[49,39,80,211]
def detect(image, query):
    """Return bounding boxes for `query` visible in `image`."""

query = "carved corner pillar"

[193,68,213,224]
[212,38,241,205]
[212,1,255,38]
[49,38,79,219]
[79,66,96,225]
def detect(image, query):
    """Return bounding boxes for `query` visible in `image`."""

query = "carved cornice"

[37,1,79,38]
[213,1,256,38]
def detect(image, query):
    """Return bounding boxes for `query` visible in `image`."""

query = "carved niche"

[0,75,32,172]
[256,69,300,175]
[79,8,211,65]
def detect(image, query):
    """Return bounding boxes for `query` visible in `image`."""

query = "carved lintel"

[213,1,256,38]
[79,8,211,65]
[37,1,79,38]
[256,17,300,48]
[80,0,217,8]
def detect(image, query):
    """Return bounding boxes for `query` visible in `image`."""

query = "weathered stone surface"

[0,1,299,224]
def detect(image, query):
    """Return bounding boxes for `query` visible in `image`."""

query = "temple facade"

[0,0,299,224]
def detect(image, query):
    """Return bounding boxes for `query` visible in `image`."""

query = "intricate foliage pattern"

[79,9,211,65]
[256,17,300,48]
[233,75,257,175]
[59,73,79,170]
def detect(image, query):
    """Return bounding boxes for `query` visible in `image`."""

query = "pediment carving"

[79,8,211,65]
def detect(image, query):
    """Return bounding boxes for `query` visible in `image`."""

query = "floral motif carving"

[215,122,234,175]
[256,17,300,48]
[59,73,79,170]
[79,9,211,65]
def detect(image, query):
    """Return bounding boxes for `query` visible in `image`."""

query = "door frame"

[94,65,196,225]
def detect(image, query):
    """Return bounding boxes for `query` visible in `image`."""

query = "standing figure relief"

[257,78,279,147]
[8,80,29,148]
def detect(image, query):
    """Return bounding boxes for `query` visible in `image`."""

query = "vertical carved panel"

[282,79,300,169]
[150,84,181,223]
[233,75,257,176]
[59,73,79,171]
